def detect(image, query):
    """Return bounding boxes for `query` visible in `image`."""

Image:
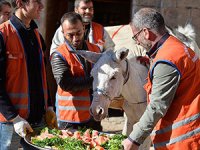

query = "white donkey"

[72,48,151,150]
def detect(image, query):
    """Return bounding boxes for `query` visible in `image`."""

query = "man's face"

[131,24,152,51]
[75,1,94,24]
[22,0,44,20]
[0,4,11,23]
[62,20,85,49]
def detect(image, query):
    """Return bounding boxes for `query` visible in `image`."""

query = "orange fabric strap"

[111,25,125,39]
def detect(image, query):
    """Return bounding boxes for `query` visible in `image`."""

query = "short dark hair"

[61,12,83,25]
[74,0,92,9]
[0,0,11,12]
[11,0,28,8]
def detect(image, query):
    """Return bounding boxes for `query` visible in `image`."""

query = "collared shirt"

[146,33,170,58]
[128,33,181,144]
[0,14,50,123]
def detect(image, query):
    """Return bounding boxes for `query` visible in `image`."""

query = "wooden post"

[43,0,69,107]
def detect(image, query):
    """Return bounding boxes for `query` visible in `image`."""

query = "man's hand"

[136,56,150,67]
[122,138,139,150]
[13,115,33,138]
[45,107,58,129]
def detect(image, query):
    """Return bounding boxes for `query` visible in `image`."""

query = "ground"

[101,116,125,133]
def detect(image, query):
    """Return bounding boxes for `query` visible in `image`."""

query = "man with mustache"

[51,12,102,130]
[50,0,115,55]
[0,0,12,24]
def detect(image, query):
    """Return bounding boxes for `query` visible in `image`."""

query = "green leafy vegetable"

[32,136,88,150]
[101,134,127,150]
[31,127,126,150]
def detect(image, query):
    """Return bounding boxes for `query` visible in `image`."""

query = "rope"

[111,25,125,39]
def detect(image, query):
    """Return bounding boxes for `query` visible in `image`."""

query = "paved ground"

[101,116,125,133]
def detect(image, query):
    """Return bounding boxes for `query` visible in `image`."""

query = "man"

[51,12,102,130]
[122,8,200,150]
[50,0,115,55]
[0,0,11,24]
[0,0,57,149]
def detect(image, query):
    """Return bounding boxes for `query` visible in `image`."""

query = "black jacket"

[50,42,93,92]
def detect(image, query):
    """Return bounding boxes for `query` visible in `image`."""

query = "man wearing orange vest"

[50,0,115,55]
[0,0,11,24]
[122,8,200,150]
[0,0,57,149]
[51,12,102,130]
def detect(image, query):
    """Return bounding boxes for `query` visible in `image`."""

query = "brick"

[160,0,177,8]
[132,0,161,7]
[161,8,191,27]
[191,9,200,45]
[177,0,200,8]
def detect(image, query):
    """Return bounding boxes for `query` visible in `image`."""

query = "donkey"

[71,48,151,150]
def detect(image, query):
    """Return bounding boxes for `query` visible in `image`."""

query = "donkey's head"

[73,48,129,121]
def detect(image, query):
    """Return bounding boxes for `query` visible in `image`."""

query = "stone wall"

[132,0,200,46]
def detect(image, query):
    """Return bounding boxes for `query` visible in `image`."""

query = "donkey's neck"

[121,56,148,103]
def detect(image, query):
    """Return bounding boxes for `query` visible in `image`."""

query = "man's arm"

[51,52,92,92]
[50,26,65,56]
[0,32,18,120]
[128,63,180,144]
[102,28,115,51]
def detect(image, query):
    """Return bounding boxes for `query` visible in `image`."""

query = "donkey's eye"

[111,76,116,80]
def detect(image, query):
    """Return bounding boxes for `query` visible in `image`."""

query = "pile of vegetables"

[30,127,127,150]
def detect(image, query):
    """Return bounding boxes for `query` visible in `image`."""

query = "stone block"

[177,0,200,8]
[191,9,200,45]
[161,8,191,27]
[160,0,177,8]
[132,0,161,7]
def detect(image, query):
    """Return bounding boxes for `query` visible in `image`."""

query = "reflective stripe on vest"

[15,105,28,109]
[57,95,90,101]
[58,106,89,111]
[153,127,200,148]
[8,93,28,99]
[151,113,200,136]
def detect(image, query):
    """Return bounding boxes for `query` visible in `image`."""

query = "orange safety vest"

[91,22,104,46]
[0,21,48,122]
[144,36,200,150]
[56,41,100,123]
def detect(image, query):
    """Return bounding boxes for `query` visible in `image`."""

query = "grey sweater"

[129,63,180,144]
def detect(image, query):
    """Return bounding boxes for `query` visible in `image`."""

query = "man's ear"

[83,24,85,31]
[143,28,150,40]
[15,0,23,8]
[16,0,27,8]
[74,8,78,13]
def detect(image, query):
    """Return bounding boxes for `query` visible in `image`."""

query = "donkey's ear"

[112,47,129,63]
[70,50,102,63]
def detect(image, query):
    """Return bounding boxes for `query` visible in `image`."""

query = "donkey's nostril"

[97,107,104,115]
[98,109,103,115]
[89,107,93,115]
